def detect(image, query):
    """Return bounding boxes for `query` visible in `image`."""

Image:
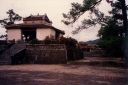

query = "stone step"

[0,43,26,65]
[0,60,10,65]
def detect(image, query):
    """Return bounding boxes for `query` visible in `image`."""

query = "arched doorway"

[21,28,36,42]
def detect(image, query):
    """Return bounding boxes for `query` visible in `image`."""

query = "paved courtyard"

[0,57,128,85]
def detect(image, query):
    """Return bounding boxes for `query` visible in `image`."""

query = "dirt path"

[0,57,128,85]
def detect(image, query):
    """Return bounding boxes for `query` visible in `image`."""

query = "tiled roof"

[5,23,65,34]
[23,14,52,23]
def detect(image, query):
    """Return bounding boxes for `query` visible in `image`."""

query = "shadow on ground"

[69,61,125,68]
[67,57,126,68]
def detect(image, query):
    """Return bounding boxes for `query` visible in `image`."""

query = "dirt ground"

[0,57,128,85]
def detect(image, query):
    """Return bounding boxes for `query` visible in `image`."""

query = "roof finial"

[44,13,47,16]
[30,14,33,16]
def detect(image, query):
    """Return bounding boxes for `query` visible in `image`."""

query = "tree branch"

[63,0,103,25]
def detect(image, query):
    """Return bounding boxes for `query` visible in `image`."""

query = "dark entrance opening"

[55,31,59,39]
[21,28,36,42]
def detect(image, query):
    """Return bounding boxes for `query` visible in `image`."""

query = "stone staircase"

[0,43,26,65]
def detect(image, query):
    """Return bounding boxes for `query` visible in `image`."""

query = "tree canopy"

[0,9,22,26]
[62,0,108,34]
[0,9,22,39]
[62,0,128,57]
[62,0,127,34]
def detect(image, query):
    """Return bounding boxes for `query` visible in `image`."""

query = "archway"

[21,28,36,42]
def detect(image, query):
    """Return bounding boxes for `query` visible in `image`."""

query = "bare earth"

[0,57,128,85]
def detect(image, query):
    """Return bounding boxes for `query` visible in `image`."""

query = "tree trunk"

[120,0,128,66]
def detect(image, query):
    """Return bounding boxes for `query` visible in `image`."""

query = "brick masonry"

[25,44,67,64]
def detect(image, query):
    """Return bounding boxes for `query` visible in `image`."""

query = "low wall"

[25,44,67,64]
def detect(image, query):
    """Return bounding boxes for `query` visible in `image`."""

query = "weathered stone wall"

[36,28,55,40]
[25,44,67,64]
[7,29,21,41]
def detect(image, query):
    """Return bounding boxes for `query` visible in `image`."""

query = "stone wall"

[25,44,67,64]
[36,28,55,40]
[7,29,21,41]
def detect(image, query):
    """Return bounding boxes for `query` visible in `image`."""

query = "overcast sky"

[0,0,127,41]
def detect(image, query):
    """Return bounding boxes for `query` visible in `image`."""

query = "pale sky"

[0,0,127,41]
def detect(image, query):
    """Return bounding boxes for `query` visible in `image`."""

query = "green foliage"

[62,0,104,34]
[98,19,122,38]
[98,1,124,57]
[29,37,78,48]
[58,37,83,60]
[59,37,78,48]
[62,0,127,34]
[0,9,22,26]
[63,0,127,57]
[98,30,123,56]
[0,34,7,39]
